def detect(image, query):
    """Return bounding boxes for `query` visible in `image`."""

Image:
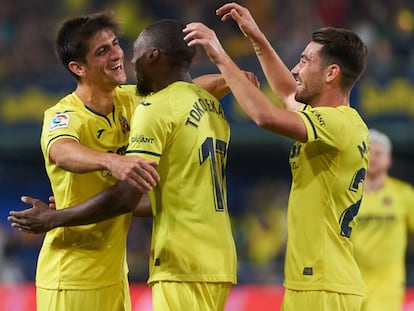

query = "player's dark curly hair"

[141,19,196,69]
[312,27,367,90]
[55,12,121,80]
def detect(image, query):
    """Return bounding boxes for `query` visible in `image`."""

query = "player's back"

[127,81,237,284]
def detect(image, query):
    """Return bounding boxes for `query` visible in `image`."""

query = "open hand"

[184,22,226,65]
[216,2,262,40]
[8,196,56,234]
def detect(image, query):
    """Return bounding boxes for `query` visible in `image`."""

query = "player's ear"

[148,48,160,63]
[326,64,340,83]
[68,61,86,77]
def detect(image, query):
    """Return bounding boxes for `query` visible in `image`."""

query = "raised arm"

[193,74,229,99]
[183,23,307,142]
[193,72,259,99]
[216,2,299,111]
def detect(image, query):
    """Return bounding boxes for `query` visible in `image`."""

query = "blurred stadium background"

[1,0,414,310]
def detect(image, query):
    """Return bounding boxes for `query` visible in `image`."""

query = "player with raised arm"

[183,2,369,310]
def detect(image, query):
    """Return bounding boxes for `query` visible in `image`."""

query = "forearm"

[132,192,152,217]
[50,139,116,173]
[248,32,298,111]
[193,74,229,99]
[215,53,302,140]
[50,181,142,228]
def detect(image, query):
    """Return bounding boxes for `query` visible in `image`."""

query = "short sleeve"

[126,98,173,163]
[41,109,81,155]
[296,106,348,150]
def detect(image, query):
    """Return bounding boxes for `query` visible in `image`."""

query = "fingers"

[8,211,30,224]
[21,195,37,205]
[216,3,245,21]
[183,23,202,45]
[141,160,160,182]
[244,71,260,88]
[216,3,242,17]
[184,23,216,47]
[9,208,27,218]
[220,12,233,22]
[138,160,160,186]
[8,215,23,223]
[124,159,160,191]
[136,168,158,190]
[113,156,160,191]
[48,196,57,209]
[7,215,33,233]
[10,222,38,234]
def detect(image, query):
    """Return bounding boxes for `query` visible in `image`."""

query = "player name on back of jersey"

[185,97,226,128]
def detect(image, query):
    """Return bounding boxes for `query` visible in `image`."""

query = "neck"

[75,83,115,115]
[311,87,350,108]
[152,70,192,93]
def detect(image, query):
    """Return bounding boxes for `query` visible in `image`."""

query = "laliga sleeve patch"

[50,113,70,131]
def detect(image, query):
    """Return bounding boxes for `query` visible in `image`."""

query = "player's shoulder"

[113,85,144,112]
[168,80,211,94]
[114,84,141,102]
[115,84,135,96]
[45,92,79,114]
[387,176,414,194]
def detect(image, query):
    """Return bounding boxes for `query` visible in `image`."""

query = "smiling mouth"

[110,64,123,71]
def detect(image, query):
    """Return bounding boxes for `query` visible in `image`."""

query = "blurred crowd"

[1,0,414,286]
[1,0,414,90]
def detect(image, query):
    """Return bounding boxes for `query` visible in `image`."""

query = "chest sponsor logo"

[131,134,155,144]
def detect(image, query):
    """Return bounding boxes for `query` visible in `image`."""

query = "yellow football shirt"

[37,85,138,289]
[284,104,369,295]
[352,177,414,309]
[126,81,237,284]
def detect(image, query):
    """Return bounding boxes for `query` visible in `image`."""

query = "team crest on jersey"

[50,113,70,131]
[382,196,393,207]
[119,114,130,133]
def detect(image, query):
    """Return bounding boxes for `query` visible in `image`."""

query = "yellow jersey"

[284,104,369,295]
[37,85,138,289]
[126,81,237,284]
[352,177,414,309]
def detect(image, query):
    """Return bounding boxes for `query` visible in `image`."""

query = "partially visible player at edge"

[352,129,414,311]
[183,2,369,311]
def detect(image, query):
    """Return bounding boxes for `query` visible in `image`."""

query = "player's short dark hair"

[142,19,196,69]
[55,12,120,79]
[312,27,367,90]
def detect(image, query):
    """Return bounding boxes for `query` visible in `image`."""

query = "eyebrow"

[301,53,313,62]
[93,36,118,56]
